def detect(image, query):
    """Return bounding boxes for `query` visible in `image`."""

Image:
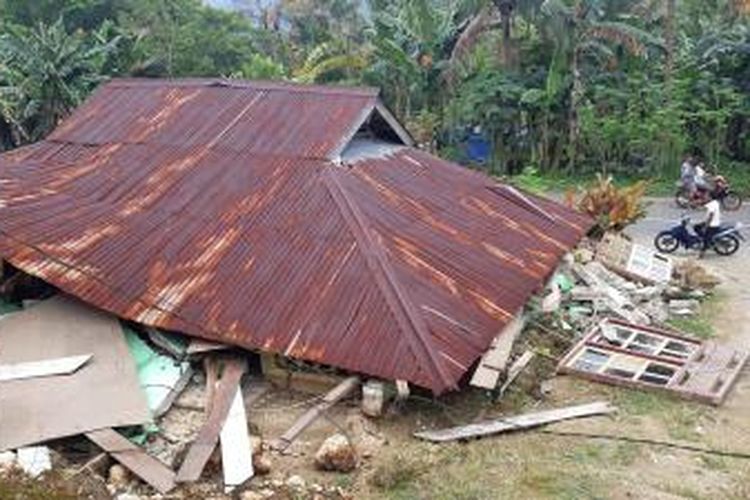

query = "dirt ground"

[3,199,750,499]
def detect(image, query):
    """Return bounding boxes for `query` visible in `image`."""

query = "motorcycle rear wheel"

[721,191,743,211]
[655,231,680,254]
[713,234,740,256]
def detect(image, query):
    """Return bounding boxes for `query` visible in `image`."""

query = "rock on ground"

[314,434,357,472]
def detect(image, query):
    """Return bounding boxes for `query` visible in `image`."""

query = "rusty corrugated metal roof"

[0,79,591,393]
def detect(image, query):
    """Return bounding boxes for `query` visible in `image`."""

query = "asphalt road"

[628,197,750,260]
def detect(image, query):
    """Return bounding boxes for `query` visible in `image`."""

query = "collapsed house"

[0,78,591,394]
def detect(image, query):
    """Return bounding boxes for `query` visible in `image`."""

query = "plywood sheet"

[0,296,150,451]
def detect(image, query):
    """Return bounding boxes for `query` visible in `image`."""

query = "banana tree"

[365,0,478,139]
[0,19,120,147]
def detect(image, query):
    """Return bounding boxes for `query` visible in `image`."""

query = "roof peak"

[106,77,380,98]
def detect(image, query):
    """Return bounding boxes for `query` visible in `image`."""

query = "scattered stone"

[673,259,721,290]
[361,380,385,417]
[314,433,357,472]
[286,474,306,489]
[270,479,283,488]
[258,488,275,498]
[108,464,130,490]
[239,491,264,500]
[540,379,555,397]
[253,453,272,475]
[115,494,142,500]
[250,435,263,456]
[574,248,594,264]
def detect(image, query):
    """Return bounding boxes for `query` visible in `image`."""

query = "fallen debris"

[16,446,52,478]
[361,380,385,417]
[187,338,231,355]
[86,428,176,494]
[0,353,92,382]
[470,313,527,390]
[0,297,149,451]
[414,401,616,443]
[314,434,357,472]
[220,386,254,492]
[125,328,192,417]
[108,464,130,491]
[273,376,360,451]
[177,356,247,483]
[597,232,673,285]
[497,350,536,398]
[557,319,748,405]
[673,259,722,290]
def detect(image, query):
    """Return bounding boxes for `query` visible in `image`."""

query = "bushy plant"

[573,174,648,234]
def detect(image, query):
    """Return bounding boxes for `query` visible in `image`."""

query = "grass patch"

[667,290,726,340]
[700,454,729,472]
[611,387,710,441]
[518,469,603,500]
[508,162,750,197]
[369,452,430,493]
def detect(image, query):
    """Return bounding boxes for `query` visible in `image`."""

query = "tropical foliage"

[0,0,748,184]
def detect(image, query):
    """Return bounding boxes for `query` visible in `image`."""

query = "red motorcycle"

[675,174,743,211]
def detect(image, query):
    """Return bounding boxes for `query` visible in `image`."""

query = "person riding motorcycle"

[698,194,722,258]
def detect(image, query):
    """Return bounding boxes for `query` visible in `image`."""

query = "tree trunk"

[664,0,676,96]
[567,0,585,173]
[568,48,583,173]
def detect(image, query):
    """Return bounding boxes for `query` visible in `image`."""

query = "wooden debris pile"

[468,232,729,403]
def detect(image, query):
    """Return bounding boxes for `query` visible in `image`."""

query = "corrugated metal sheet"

[0,79,591,393]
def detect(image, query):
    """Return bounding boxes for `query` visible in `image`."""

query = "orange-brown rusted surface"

[0,79,591,393]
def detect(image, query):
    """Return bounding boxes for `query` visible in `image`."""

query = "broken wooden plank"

[146,327,187,358]
[220,386,253,492]
[0,353,92,382]
[273,376,360,451]
[470,313,527,390]
[86,428,176,494]
[176,357,247,483]
[414,402,616,443]
[497,350,536,398]
[153,365,194,418]
[187,338,231,356]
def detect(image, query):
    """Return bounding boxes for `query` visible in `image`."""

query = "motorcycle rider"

[699,193,722,258]
[680,154,696,196]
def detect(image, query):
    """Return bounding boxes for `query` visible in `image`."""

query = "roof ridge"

[106,78,380,97]
[321,166,455,391]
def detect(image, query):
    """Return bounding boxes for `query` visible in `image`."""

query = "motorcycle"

[654,217,744,256]
[675,174,743,211]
